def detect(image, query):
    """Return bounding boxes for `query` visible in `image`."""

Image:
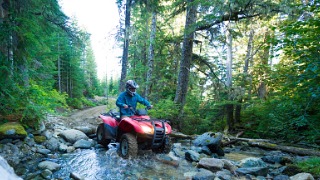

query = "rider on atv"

[97,80,172,158]
[116,80,153,119]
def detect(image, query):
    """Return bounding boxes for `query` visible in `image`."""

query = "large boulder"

[58,129,88,144]
[198,158,224,172]
[0,122,27,140]
[290,173,314,180]
[193,132,224,156]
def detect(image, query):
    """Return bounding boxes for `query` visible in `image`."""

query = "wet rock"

[36,148,51,155]
[261,151,293,165]
[73,139,93,149]
[216,169,233,180]
[58,129,88,144]
[34,135,46,143]
[58,143,68,152]
[41,169,52,179]
[38,161,61,171]
[70,172,85,180]
[193,132,224,155]
[238,157,267,168]
[192,168,215,180]
[0,155,22,180]
[221,159,237,174]
[274,174,290,180]
[236,167,269,176]
[198,158,224,172]
[0,122,27,140]
[200,146,212,155]
[183,171,198,179]
[290,173,314,180]
[193,132,222,147]
[262,155,282,164]
[25,136,36,146]
[269,166,287,176]
[0,138,13,144]
[67,146,75,153]
[42,130,53,140]
[167,151,179,161]
[185,150,200,162]
[75,126,95,135]
[43,137,60,151]
[173,146,186,158]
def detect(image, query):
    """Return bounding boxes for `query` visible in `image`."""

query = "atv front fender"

[118,118,145,134]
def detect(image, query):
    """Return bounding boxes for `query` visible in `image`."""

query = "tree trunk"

[257,31,270,100]
[235,29,255,123]
[244,29,254,74]
[174,0,197,130]
[226,23,233,87]
[145,11,157,99]
[57,34,62,93]
[225,22,234,130]
[234,102,241,124]
[119,0,132,92]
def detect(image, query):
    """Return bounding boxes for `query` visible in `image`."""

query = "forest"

[0,0,319,146]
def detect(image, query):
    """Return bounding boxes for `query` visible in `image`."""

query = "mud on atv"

[96,108,172,159]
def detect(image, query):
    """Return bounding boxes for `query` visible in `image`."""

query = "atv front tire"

[119,133,138,159]
[152,136,172,154]
[96,123,111,147]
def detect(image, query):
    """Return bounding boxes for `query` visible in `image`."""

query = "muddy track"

[49,105,109,130]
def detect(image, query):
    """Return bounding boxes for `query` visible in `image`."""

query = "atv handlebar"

[127,105,151,115]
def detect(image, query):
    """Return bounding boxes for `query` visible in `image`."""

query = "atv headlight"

[141,125,153,134]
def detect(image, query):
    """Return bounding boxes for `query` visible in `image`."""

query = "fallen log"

[170,131,195,139]
[222,134,272,147]
[248,141,320,156]
[154,156,179,167]
[228,137,272,143]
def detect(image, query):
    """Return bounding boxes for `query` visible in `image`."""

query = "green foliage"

[81,97,96,107]
[0,0,104,129]
[20,83,68,128]
[67,98,83,109]
[296,157,320,177]
[180,93,207,134]
[241,97,320,142]
[148,98,179,122]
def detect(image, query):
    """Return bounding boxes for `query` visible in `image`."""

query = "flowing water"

[53,145,197,180]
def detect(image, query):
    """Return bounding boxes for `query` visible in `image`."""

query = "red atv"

[96,108,172,158]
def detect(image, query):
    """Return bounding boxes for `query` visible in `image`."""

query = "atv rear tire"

[119,133,138,159]
[152,136,172,154]
[96,123,111,147]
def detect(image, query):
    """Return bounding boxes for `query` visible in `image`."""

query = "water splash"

[53,145,196,180]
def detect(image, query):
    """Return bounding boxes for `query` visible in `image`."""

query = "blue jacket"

[116,92,151,116]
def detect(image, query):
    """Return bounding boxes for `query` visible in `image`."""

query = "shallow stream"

[53,146,197,180]
[51,145,268,180]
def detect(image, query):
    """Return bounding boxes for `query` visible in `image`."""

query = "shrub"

[296,157,320,177]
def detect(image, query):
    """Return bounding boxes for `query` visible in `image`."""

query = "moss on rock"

[34,135,47,143]
[0,122,27,140]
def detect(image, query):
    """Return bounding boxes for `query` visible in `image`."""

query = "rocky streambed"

[0,106,318,180]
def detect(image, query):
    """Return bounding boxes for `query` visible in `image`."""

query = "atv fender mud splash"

[100,115,119,139]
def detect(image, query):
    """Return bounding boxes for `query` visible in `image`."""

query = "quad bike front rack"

[151,120,166,148]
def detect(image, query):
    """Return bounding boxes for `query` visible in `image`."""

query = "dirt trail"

[57,105,109,129]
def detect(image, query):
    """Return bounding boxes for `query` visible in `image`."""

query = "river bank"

[0,105,319,179]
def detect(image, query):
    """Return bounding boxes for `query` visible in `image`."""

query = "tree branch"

[196,13,261,31]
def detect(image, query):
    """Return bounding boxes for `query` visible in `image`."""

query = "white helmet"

[126,80,139,96]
